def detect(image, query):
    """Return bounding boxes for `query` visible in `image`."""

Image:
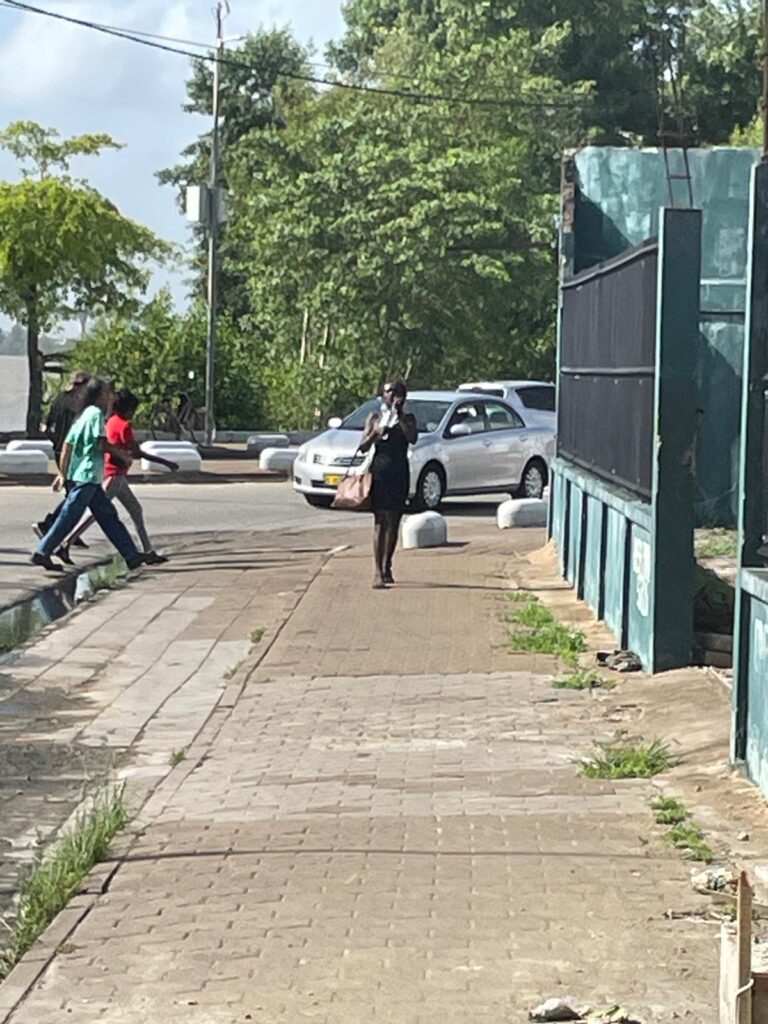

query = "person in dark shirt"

[33,370,90,541]
[46,371,90,460]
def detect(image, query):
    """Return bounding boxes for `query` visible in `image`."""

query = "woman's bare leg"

[372,515,387,587]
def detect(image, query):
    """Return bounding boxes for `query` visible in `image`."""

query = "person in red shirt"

[56,388,178,565]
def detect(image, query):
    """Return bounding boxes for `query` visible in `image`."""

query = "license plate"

[323,474,343,487]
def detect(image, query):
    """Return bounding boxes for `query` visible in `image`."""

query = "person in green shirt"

[31,377,143,572]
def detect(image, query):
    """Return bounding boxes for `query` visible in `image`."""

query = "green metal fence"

[552,206,702,672]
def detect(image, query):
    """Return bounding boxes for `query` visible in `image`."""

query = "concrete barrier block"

[141,440,198,453]
[247,433,290,456]
[402,511,447,550]
[0,450,50,475]
[6,439,55,460]
[140,446,202,473]
[259,447,298,472]
[497,498,548,529]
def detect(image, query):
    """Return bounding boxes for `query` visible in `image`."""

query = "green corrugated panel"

[571,146,761,526]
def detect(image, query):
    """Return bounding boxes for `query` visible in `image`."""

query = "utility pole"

[204,1,228,446]
[763,0,768,160]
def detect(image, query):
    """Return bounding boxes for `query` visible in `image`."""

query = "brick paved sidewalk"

[0,524,734,1022]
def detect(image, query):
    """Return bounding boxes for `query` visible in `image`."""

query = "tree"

[0,122,170,434]
[328,0,763,145]
[224,11,589,424]
[157,30,315,322]
[71,291,264,430]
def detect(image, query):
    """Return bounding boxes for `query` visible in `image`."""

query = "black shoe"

[125,553,145,571]
[383,569,395,584]
[31,552,64,572]
[72,537,89,549]
[143,551,168,566]
[55,544,74,566]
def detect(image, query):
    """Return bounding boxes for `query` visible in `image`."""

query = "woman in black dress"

[360,379,418,589]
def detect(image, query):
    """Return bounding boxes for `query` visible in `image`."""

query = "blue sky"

[0,1,347,325]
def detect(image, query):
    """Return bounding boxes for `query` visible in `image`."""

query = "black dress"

[370,418,410,514]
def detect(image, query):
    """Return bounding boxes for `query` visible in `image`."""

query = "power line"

[0,0,588,111]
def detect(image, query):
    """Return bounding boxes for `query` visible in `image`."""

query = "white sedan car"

[457,379,556,429]
[292,390,555,509]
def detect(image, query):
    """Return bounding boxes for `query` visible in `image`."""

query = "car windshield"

[340,398,452,434]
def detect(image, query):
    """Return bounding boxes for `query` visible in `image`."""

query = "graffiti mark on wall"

[633,537,651,618]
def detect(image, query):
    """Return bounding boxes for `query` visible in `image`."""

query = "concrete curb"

[0,542,338,1023]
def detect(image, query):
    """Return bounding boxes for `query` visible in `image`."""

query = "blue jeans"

[36,482,138,561]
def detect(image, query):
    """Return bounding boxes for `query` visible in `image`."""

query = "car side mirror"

[448,423,472,438]
[327,416,342,429]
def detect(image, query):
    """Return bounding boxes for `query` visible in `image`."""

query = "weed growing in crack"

[581,738,677,779]
[505,593,586,667]
[250,627,266,645]
[652,795,688,825]
[0,786,128,979]
[170,748,186,767]
[552,670,614,691]
[651,796,713,862]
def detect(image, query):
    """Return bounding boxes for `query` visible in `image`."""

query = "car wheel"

[515,459,547,500]
[415,464,445,511]
[304,494,334,509]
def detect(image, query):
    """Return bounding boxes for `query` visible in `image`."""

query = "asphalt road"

[0,480,503,611]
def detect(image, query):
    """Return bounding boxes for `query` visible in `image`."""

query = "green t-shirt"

[65,405,105,484]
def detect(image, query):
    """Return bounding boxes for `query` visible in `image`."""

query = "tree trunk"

[25,291,43,438]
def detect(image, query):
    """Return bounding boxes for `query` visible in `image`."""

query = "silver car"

[292,390,555,509]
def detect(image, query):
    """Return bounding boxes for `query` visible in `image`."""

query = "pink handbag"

[331,448,373,511]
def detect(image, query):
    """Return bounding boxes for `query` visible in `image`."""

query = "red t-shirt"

[105,414,134,477]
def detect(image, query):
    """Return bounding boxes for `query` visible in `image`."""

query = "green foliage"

[695,528,739,559]
[157,30,315,322]
[250,627,266,644]
[581,738,677,779]
[552,669,614,690]
[664,821,714,862]
[151,3,764,427]
[652,796,713,860]
[0,788,128,979]
[71,291,264,430]
[0,121,169,433]
[505,593,587,667]
[652,795,689,824]
[330,0,763,145]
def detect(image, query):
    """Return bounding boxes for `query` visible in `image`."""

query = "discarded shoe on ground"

[596,649,642,673]
[529,1000,638,1023]
[529,999,580,1022]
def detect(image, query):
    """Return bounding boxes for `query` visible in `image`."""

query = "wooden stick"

[738,871,753,1024]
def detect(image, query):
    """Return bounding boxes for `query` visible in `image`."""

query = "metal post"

[763,0,768,161]
[204,3,226,446]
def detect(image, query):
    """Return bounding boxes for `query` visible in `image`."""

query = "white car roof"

[458,380,554,390]
[405,390,466,402]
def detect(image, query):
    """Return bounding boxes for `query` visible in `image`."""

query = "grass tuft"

[552,670,614,691]
[695,528,738,560]
[505,593,586,668]
[0,787,128,980]
[581,737,677,779]
[652,795,688,825]
[664,822,714,863]
[651,796,713,862]
[170,748,186,766]
[250,627,266,645]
